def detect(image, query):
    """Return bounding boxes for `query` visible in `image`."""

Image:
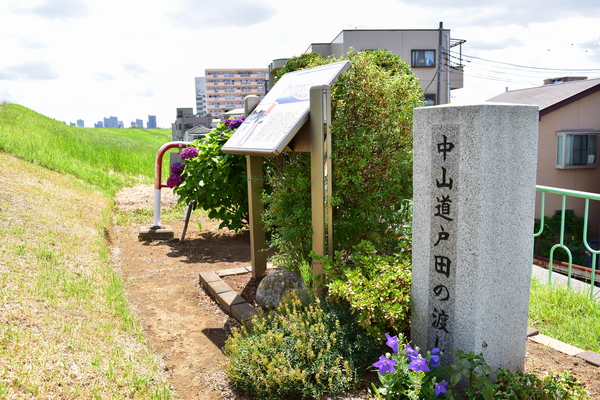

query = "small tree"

[263,49,423,269]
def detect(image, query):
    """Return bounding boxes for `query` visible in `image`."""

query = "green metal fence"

[534,185,600,299]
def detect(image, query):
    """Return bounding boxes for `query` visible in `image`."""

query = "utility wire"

[461,54,600,72]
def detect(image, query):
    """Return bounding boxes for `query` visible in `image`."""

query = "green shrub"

[222,293,380,399]
[174,119,249,231]
[448,350,590,400]
[494,369,589,399]
[321,241,412,341]
[263,49,423,270]
[534,210,587,266]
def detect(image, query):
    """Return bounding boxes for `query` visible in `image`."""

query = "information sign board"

[221,61,350,156]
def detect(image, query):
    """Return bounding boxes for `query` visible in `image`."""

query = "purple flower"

[385,333,399,354]
[434,381,448,397]
[180,147,199,160]
[430,348,441,368]
[171,162,184,175]
[166,174,183,188]
[224,115,245,130]
[407,357,430,374]
[406,344,418,362]
[372,355,396,375]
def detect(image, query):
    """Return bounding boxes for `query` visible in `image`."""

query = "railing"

[152,141,190,227]
[533,185,600,299]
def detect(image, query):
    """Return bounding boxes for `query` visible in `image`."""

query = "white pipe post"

[153,189,162,227]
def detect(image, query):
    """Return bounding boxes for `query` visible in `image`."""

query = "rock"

[255,270,307,309]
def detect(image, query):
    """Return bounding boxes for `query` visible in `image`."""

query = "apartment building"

[205,68,267,117]
[268,27,465,105]
[195,77,207,117]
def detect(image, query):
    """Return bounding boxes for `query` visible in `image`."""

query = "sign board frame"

[221,61,350,157]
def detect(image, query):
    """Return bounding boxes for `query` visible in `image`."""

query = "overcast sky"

[1,0,599,128]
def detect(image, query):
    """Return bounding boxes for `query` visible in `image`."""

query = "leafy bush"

[222,292,380,399]
[494,369,589,399]
[534,210,587,266]
[263,49,423,269]
[173,119,249,231]
[321,240,412,340]
[447,350,590,400]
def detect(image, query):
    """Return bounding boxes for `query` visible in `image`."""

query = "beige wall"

[341,30,453,104]
[296,30,464,105]
[534,90,600,237]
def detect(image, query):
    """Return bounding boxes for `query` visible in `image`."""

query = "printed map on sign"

[221,61,350,156]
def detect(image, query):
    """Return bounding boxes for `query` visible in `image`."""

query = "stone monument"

[411,103,539,372]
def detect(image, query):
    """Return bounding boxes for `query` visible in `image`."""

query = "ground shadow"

[158,230,252,264]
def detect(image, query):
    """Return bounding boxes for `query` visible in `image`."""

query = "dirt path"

[112,187,249,399]
[111,185,600,399]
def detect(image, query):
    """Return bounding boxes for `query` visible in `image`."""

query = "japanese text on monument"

[429,127,459,352]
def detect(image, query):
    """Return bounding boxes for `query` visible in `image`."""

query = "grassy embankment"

[0,103,182,398]
[0,102,173,197]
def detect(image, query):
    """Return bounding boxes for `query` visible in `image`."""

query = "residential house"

[268,26,466,105]
[487,78,600,239]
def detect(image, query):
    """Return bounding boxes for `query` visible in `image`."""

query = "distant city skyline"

[67,114,158,128]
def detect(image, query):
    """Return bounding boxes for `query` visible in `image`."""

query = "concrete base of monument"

[138,225,174,241]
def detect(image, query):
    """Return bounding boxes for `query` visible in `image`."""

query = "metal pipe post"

[310,85,331,284]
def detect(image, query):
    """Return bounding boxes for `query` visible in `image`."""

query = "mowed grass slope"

[0,103,174,397]
[0,102,172,197]
[0,153,172,398]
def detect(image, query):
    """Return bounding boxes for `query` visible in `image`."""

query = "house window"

[556,130,599,168]
[411,50,435,67]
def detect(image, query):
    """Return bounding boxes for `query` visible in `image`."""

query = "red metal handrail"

[152,141,190,227]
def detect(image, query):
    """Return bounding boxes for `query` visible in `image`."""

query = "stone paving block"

[231,302,259,324]
[207,280,232,298]
[216,291,246,313]
[529,334,584,356]
[138,226,174,241]
[576,351,600,367]
[199,271,221,287]
[527,327,539,337]
[217,267,250,277]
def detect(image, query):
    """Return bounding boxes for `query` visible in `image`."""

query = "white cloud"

[123,63,148,76]
[9,0,89,20]
[390,0,600,27]
[93,72,116,81]
[168,0,278,29]
[136,89,154,98]
[0,62,59,81]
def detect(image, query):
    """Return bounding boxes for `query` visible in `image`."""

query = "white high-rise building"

[195,77,207,117]
[204,68,267,117]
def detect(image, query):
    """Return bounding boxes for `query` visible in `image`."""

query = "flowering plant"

[180,146,199,160]
[224,115,244,130]
[371,334,451,400]
[172,117,249,231]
